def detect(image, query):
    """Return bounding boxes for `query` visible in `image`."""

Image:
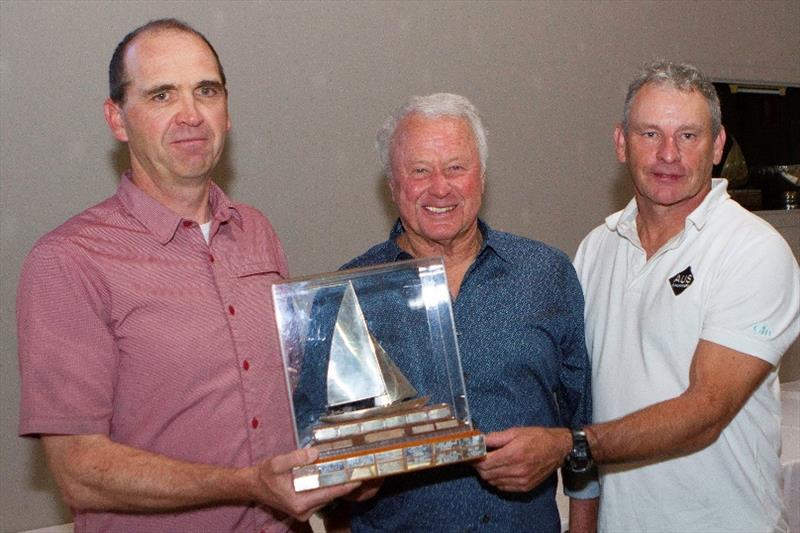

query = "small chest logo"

[669,266,694,296]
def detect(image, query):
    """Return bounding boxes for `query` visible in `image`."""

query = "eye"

[642,131,657,138]
[152,92,169,102]
[197,85,218,97]
[681,132,697,140]
[448,164,465,172]
[412,167,428,175]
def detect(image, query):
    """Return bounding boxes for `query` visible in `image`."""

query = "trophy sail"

[370,333,416,407]
[326,282,416,411]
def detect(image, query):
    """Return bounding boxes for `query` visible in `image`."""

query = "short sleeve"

[702,232,800,365]
[17,242,117,436]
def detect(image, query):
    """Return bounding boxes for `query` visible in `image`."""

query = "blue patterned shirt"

[345,220,592,533]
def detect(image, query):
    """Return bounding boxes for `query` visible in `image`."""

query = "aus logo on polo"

[669,266,694,296]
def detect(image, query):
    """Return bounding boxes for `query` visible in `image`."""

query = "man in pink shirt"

[17,18,357,532]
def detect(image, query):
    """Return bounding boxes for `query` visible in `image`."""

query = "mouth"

[169,137,210,155]
[423,205,456,214]
[650,169,685,181]
[171,137,208,145]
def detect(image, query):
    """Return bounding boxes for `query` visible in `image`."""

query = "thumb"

[268,447,320,474]
[483,428,517,449]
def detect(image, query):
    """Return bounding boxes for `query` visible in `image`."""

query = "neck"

[635,195,703,259]
[635,213,683,259]
[397,225,483,299]
[634,180,714,259]
[130,170,212,223]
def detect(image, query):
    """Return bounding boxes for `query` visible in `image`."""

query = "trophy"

[272,257,486,491]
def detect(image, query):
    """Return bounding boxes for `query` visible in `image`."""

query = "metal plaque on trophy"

[272,257,486,491]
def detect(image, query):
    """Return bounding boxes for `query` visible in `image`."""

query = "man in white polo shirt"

[481,60,800,532]
[569,61,799,531]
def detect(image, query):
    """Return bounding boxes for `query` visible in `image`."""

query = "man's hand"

[343,477,382,502]
[474,427,570,492]
[253,447,360,521]
[320,478,384,533]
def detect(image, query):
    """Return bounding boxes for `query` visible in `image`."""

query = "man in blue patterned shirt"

[330,93,597,532]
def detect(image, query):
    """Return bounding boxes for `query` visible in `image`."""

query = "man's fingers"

[483,429,516,449]
[266,447,319,474]
[475,442,516,471]
[290,481,362,518]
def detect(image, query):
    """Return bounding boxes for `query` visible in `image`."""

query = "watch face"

[569,454,591,473]
[568,429,592,473]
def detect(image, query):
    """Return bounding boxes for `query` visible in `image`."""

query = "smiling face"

[104,29,230,189]
[615,83,725,215]
[389,114,484,252]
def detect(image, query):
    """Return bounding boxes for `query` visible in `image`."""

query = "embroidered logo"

[669,266,694,296]
[752,324,772,337]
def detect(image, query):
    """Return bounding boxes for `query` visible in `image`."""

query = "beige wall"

[1,1,798,530]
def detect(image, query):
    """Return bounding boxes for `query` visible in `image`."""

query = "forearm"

[585,393,721,465]
[43,434,256,513]
[586,341,772,465]
[569,497,598,533]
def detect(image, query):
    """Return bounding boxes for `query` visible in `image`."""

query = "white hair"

[376,93,488,178]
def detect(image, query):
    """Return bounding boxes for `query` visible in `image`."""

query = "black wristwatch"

[565,428,593,473]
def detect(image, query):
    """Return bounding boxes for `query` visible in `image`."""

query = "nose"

[657,135,680,163]
[428,169,451,196]
[175,94,202,127]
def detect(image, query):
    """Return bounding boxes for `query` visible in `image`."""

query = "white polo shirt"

[574,179,800,532]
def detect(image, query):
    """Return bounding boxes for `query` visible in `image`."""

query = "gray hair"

[377,93,488,178]
[622,60,722,138]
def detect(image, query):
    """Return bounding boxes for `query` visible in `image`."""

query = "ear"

[104,98,129,142]
[613,124,627,163]
[712,125,726,165]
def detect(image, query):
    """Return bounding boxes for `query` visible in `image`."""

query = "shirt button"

[209,254,215,263]
[182,220,193,228]
[480,514,490,524]
[228,305,235,316]
[242,360,250,371]
[251,417,259,429]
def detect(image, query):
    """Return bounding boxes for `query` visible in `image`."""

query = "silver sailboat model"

[274,258,486,491]
[324,282,420,421]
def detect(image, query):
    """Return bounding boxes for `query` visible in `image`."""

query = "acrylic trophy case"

[272,257,485,491]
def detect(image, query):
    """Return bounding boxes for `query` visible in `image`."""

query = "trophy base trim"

[292,430,486,491]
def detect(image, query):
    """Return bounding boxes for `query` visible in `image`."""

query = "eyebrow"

[142,84,176,97]
[141,80,225,98]
[195,80,225,91]
[633,122,705,132]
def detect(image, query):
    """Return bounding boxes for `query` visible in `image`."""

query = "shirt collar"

[684,178,730,230]
[387,218,510,263]
[116,171,242,245]
[606,178,731,239]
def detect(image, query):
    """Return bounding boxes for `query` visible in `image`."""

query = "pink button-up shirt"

[18,173,302,532]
